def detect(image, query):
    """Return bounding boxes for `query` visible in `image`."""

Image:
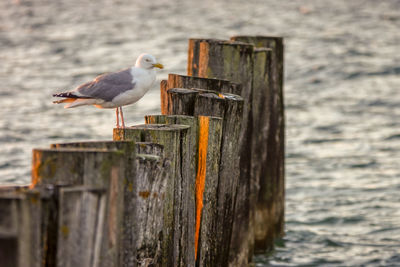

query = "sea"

[0,0,399,266]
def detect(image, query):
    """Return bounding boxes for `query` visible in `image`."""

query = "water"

[1,0,399,265]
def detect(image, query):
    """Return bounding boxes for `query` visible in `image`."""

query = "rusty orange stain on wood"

[160,80,169,115]
[198,42,210,78]
[195,116,209,259]
[139,191,150,199]
[145,116,156,124]
[30,151,42,189]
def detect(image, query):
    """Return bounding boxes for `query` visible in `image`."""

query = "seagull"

[53,53,163,128]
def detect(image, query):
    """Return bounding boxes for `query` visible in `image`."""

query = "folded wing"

[53,68,136,102]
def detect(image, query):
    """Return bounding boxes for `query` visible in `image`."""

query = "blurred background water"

[1,0,399,265]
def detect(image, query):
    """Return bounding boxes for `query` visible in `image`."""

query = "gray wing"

[76,68,136,102]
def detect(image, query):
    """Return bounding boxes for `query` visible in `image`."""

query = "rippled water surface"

[1,0,399,265]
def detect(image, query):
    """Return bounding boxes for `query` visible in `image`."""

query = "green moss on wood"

[61,225,69,238]
[100,158,113,180]
[37,156,58,180]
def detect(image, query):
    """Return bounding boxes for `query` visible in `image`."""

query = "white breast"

[110,67,156,107]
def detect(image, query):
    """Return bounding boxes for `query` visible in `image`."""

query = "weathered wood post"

[0,188,42,267]
[50,141,134,266]
[31,148,126,267]
[132,153,169,266]
[187,39,255,265]
[145,115,198,267]
[246,47,272,254]
[231,36,285,250]
[41,186,62,266]
[113,124,192,267]
[51,140,168,266]
[160,74,242,114]
[144,114,223,266]
[57,186,107,267]
[161,87,244,266]
[190,116,223,266]
[193,90,245,266]
[164,88,199,115]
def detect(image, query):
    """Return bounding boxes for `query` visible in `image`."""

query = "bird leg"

[119,107,126,128]
[116,108,120,128]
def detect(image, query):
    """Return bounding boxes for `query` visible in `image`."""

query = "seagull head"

[136,54,164,70]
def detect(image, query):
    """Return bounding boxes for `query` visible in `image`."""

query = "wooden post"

[187,39,254,98]
[187,38,255,265]
[50,141,137,266]
[52,140,170,267]
[193,90,245,266]
[113,124,191,267]
[164,88,199,115]
[231,36,285,250]
[161,74,242,115]
[162,87,244,266]
[248,47,272,255]
[169,74,242,96]
[193,116,223,266]
[0,192,19,267]
[145,115,198,267]
[133,153,169,266]
[57,186,107,267]
[32,148,126,267]
[0,189,42,267]
[41,186,60,266]
[144,114,223,266]
[0,186,61,267]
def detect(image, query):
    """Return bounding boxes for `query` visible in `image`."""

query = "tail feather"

[52,92,92,99]
[53,98,75,104]
[64,98,99,108]
[53,91,99,108]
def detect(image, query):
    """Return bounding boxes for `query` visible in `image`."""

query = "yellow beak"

[153,63,164,69]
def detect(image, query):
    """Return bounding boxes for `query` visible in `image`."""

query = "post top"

[124,124,190,131]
